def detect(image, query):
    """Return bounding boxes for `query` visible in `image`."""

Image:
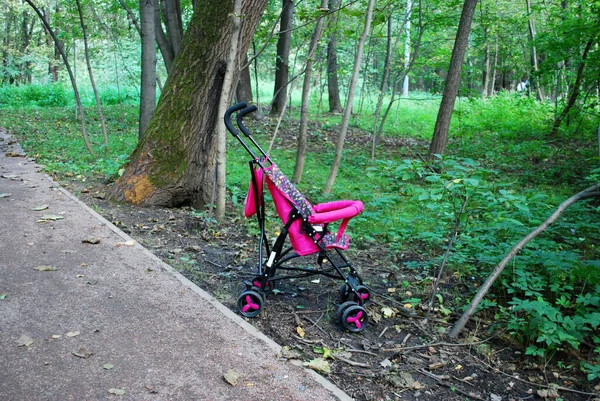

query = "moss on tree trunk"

[112,0,268,207]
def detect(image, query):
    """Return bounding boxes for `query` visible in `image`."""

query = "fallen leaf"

[38,214,64,222]
[1,174,19,179]
[51,335,61,339]
[387,288,397,293]
[0,294,7,300]
[31,205,49,211]
[279,346,302,360]
[381,307,396,319]
[82,238,101,244]
[115,239,135,247]
[108,388,126,395]
[296,325,305,338]
[66,331,81,337]
[15,334,34,347]
[304,358,331,375]
[34,265,56,272]
[380,358,393,368]
[72,346,92,358]
[76,274,84,278]
[0,193,11,198]
[103,363,114,370]
[223,369,239,386]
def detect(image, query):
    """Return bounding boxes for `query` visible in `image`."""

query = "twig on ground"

[379,326,389,338]
[417,369,486,401]
[334,355,370,368]
[303,316,335,340]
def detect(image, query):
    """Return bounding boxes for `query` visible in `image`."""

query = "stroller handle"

[224,102,248,137]
[237,105,257,137]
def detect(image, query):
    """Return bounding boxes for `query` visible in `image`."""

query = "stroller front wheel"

[341,305,368,333]
[237,290,264,318]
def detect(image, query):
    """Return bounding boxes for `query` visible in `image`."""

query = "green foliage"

[0,106,138,179]
[0,83,69,108]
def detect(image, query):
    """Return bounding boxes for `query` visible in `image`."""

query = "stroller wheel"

[354,285,372,306]
[237,290,263,318]
[336,301,358,324]
[341,305,368,333]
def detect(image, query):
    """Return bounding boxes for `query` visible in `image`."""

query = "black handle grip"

[237,105,257,137]
[224,102,247,137]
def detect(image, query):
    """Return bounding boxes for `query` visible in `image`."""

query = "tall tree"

[139,0,157,139]
[324,0,375,194]
[292,0,329,184]
[270,0,294,117]
[75,0,108,156]
[25,0,94,156]
[326,0,342,113]
[111,0,268,208]
[427,0,478,159]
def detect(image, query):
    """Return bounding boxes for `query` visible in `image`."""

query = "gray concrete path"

[0,130,352,401]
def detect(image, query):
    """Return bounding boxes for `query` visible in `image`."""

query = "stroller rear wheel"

[341,305,368,333]
[339,283,371,306]
[237,290,263,318]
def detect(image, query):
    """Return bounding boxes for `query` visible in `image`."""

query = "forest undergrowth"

[1,92,599,399]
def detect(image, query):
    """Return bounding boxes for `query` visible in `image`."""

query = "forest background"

[1,0,600,385]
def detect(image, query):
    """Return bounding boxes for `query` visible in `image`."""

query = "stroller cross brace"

[224,102,371,332]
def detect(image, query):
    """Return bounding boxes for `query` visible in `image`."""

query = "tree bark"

[428,0,478,159]
[140,0,157,139]
[76,0,108,156]
[235,54,253,103]
[326,0,342,113]
[448,183,600,338]
[323,0,375,194]
[111,0,268,208]
[270,0,294,117]
[525,0,545,100]
[292,0,328,184]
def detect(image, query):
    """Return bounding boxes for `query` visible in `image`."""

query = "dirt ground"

[58,184,598,401]
[41,119,597,401]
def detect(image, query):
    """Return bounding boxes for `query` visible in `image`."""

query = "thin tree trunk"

[75,0,108,156]
[153,0,174,73]
[482,41,490,99]
[323,0,375,194]
[428,0,478,159]
[371,13,395,161]
[215,0,243,220]
[489,34,498,96]
[236,54,253,103]
[525,0,545,100]
[162,0,183,56]
[327,0,342,113]
[292,0,328,184]
[140,0,157,140]
[448,183,600,338]
[25,0,94,156]
[270,0,294,116]
[551,37,595,136]
[402,0,412,97]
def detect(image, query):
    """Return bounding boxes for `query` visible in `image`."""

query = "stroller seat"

[225,102,371,333]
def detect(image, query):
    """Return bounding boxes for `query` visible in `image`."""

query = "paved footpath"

[0,129,352,401]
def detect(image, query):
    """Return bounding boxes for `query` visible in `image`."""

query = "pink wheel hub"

[241,295,260,313]
[346,310,363,329]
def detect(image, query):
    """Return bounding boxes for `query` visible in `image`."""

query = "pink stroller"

[224,102,371,332]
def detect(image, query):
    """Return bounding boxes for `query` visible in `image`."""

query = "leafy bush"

[0,83,69,108]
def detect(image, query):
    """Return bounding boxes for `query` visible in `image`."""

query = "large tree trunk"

[270,0,294,117]
[140,0,157,139]
[235,54,253,103]
[323,0,375,194]
[428,0,478,159]
[326,0,342,113]
[111,0,268,208]
[291,0,328,184]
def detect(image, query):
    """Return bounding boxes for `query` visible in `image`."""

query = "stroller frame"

[224,102,371,332]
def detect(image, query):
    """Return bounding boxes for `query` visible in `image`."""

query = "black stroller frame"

[224,102,371,332]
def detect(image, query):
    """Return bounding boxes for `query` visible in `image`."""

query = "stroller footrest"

[321,232,350,250]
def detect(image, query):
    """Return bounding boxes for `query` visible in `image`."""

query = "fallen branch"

[448,183,600,338]
[417,369,486,401]
[334,355,370,368]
